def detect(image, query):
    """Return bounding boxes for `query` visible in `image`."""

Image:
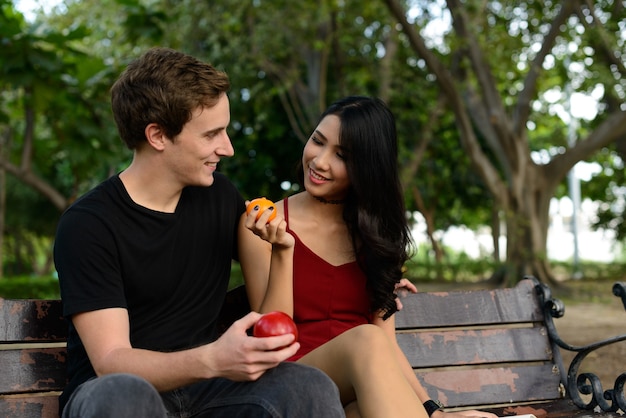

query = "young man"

[53,47,344,418]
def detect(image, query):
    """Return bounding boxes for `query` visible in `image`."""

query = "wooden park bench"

[1,276,625,418]
[395,276,626,417]
[0,299,66,418]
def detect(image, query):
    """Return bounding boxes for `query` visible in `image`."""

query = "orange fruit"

[246,197,277,222]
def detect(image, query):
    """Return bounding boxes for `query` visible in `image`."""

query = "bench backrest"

[395,277,565,410]
[0,298,67,418]
[0,278,563,417]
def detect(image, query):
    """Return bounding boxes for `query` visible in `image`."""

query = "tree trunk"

[0,153,5,280]
[491,206,501,263]
[499,161,559,286]
[0,127,10,280]
[411,186,445,265]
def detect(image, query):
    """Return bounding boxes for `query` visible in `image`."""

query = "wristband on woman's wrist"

[423,399,444,416]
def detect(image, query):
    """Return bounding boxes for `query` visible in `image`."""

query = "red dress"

[284,198,372,361]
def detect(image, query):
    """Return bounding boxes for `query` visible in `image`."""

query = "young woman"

[240,96,497,418]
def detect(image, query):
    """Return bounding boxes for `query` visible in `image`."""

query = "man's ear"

[145,123,167,151]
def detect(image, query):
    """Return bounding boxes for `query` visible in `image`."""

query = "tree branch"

[547,109,626,180]
[400,93,446,188]
[383,0,509,204]
[21,87,35,172]
[447,0,508,138]
[0,157,68,211]
[513,0,576,133]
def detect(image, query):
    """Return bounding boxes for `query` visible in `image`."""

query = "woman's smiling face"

[302,114,350,201]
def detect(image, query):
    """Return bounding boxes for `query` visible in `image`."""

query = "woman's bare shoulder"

[280,192,307,210]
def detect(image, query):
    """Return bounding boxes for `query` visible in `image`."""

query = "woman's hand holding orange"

[245,198,294,249]
[246,197,277,222]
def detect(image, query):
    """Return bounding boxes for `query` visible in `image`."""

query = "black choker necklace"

[314,196,346,205]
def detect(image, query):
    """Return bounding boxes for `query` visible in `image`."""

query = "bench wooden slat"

[398,326,553,366]
[415,364,563,407]
[0,299,66,342]
[396,278,542,329]
[0,348,67,394]
[0,395,60,418]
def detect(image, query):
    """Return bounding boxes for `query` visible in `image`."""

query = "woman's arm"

[237,201,295,315]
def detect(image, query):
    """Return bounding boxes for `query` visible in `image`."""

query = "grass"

[0,263,246,299]
[0,275,61,299]
[2,259,624,301]
[549,277,624,305]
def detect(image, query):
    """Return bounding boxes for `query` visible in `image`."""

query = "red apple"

[253,311,298,346]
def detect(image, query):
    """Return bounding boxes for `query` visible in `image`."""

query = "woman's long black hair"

[311,96,414,320]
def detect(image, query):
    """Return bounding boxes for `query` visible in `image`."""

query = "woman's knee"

[345,400,362,418]
[343,324,389,347]
[335,325,396,364]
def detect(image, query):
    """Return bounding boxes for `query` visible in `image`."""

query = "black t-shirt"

[53,173,246,411]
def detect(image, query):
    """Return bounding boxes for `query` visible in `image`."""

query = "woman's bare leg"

[297,324,428,418]
[345,401,361,418]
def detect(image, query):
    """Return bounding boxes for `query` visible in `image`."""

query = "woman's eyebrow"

[314,129,328,141]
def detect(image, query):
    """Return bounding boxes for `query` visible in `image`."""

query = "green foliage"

[584,147,626,240]
[551,260,626,282]
[220,92,304,201]
[5,176,58,235]
[1,4,125,194]
[2,0,625,281]
[229,262,244,290]
[0,275,60,299]
[1,1,130,277]
[0,267,244,299]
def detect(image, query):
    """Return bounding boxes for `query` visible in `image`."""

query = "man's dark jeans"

[62,363,345,417]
